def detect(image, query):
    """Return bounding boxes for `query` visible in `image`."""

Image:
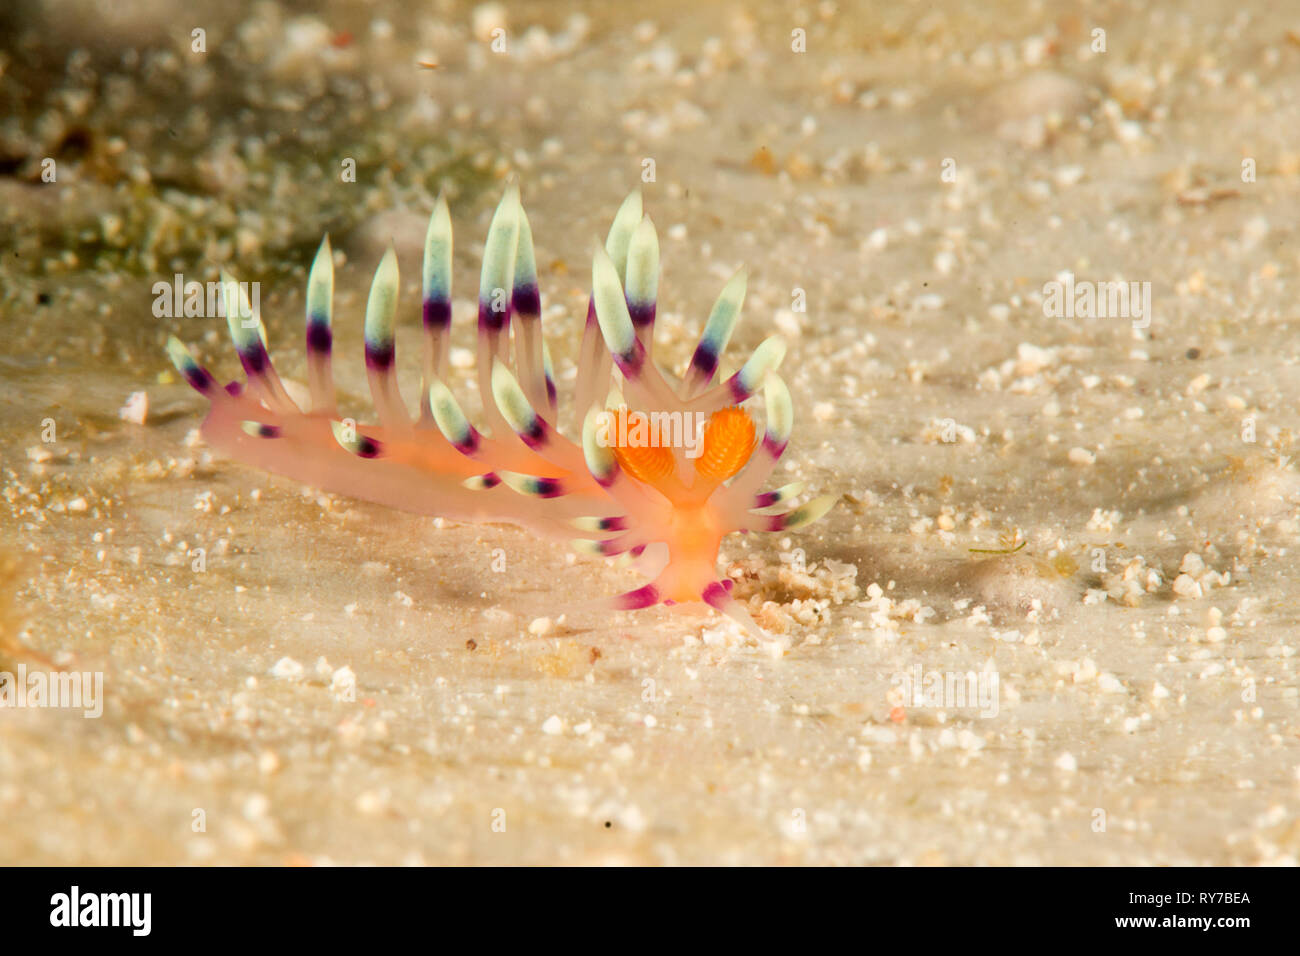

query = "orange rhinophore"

[611,436,676,493]
[697,407,758,484]
[164,185,835,633]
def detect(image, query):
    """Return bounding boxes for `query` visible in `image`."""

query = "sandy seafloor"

[1,0,1299,865]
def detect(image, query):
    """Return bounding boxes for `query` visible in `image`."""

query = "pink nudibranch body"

[165,184,835,633]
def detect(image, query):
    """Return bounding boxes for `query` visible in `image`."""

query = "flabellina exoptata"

[165,184,835,634]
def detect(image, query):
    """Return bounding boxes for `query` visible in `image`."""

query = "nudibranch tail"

[165,183,835,632]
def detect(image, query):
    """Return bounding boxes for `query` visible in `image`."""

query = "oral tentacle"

[610,582,662,611]
[701,580,764,637]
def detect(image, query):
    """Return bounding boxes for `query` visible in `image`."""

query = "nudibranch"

[165,184,834,633]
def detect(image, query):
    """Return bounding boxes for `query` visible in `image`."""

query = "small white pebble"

[118,390,149,425]
[331,665,356,699]
[1098,673,1124,693]
[611,743,634,762]
[355,789,389,815]
[269,656,304,681]
[242,793,270,820]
